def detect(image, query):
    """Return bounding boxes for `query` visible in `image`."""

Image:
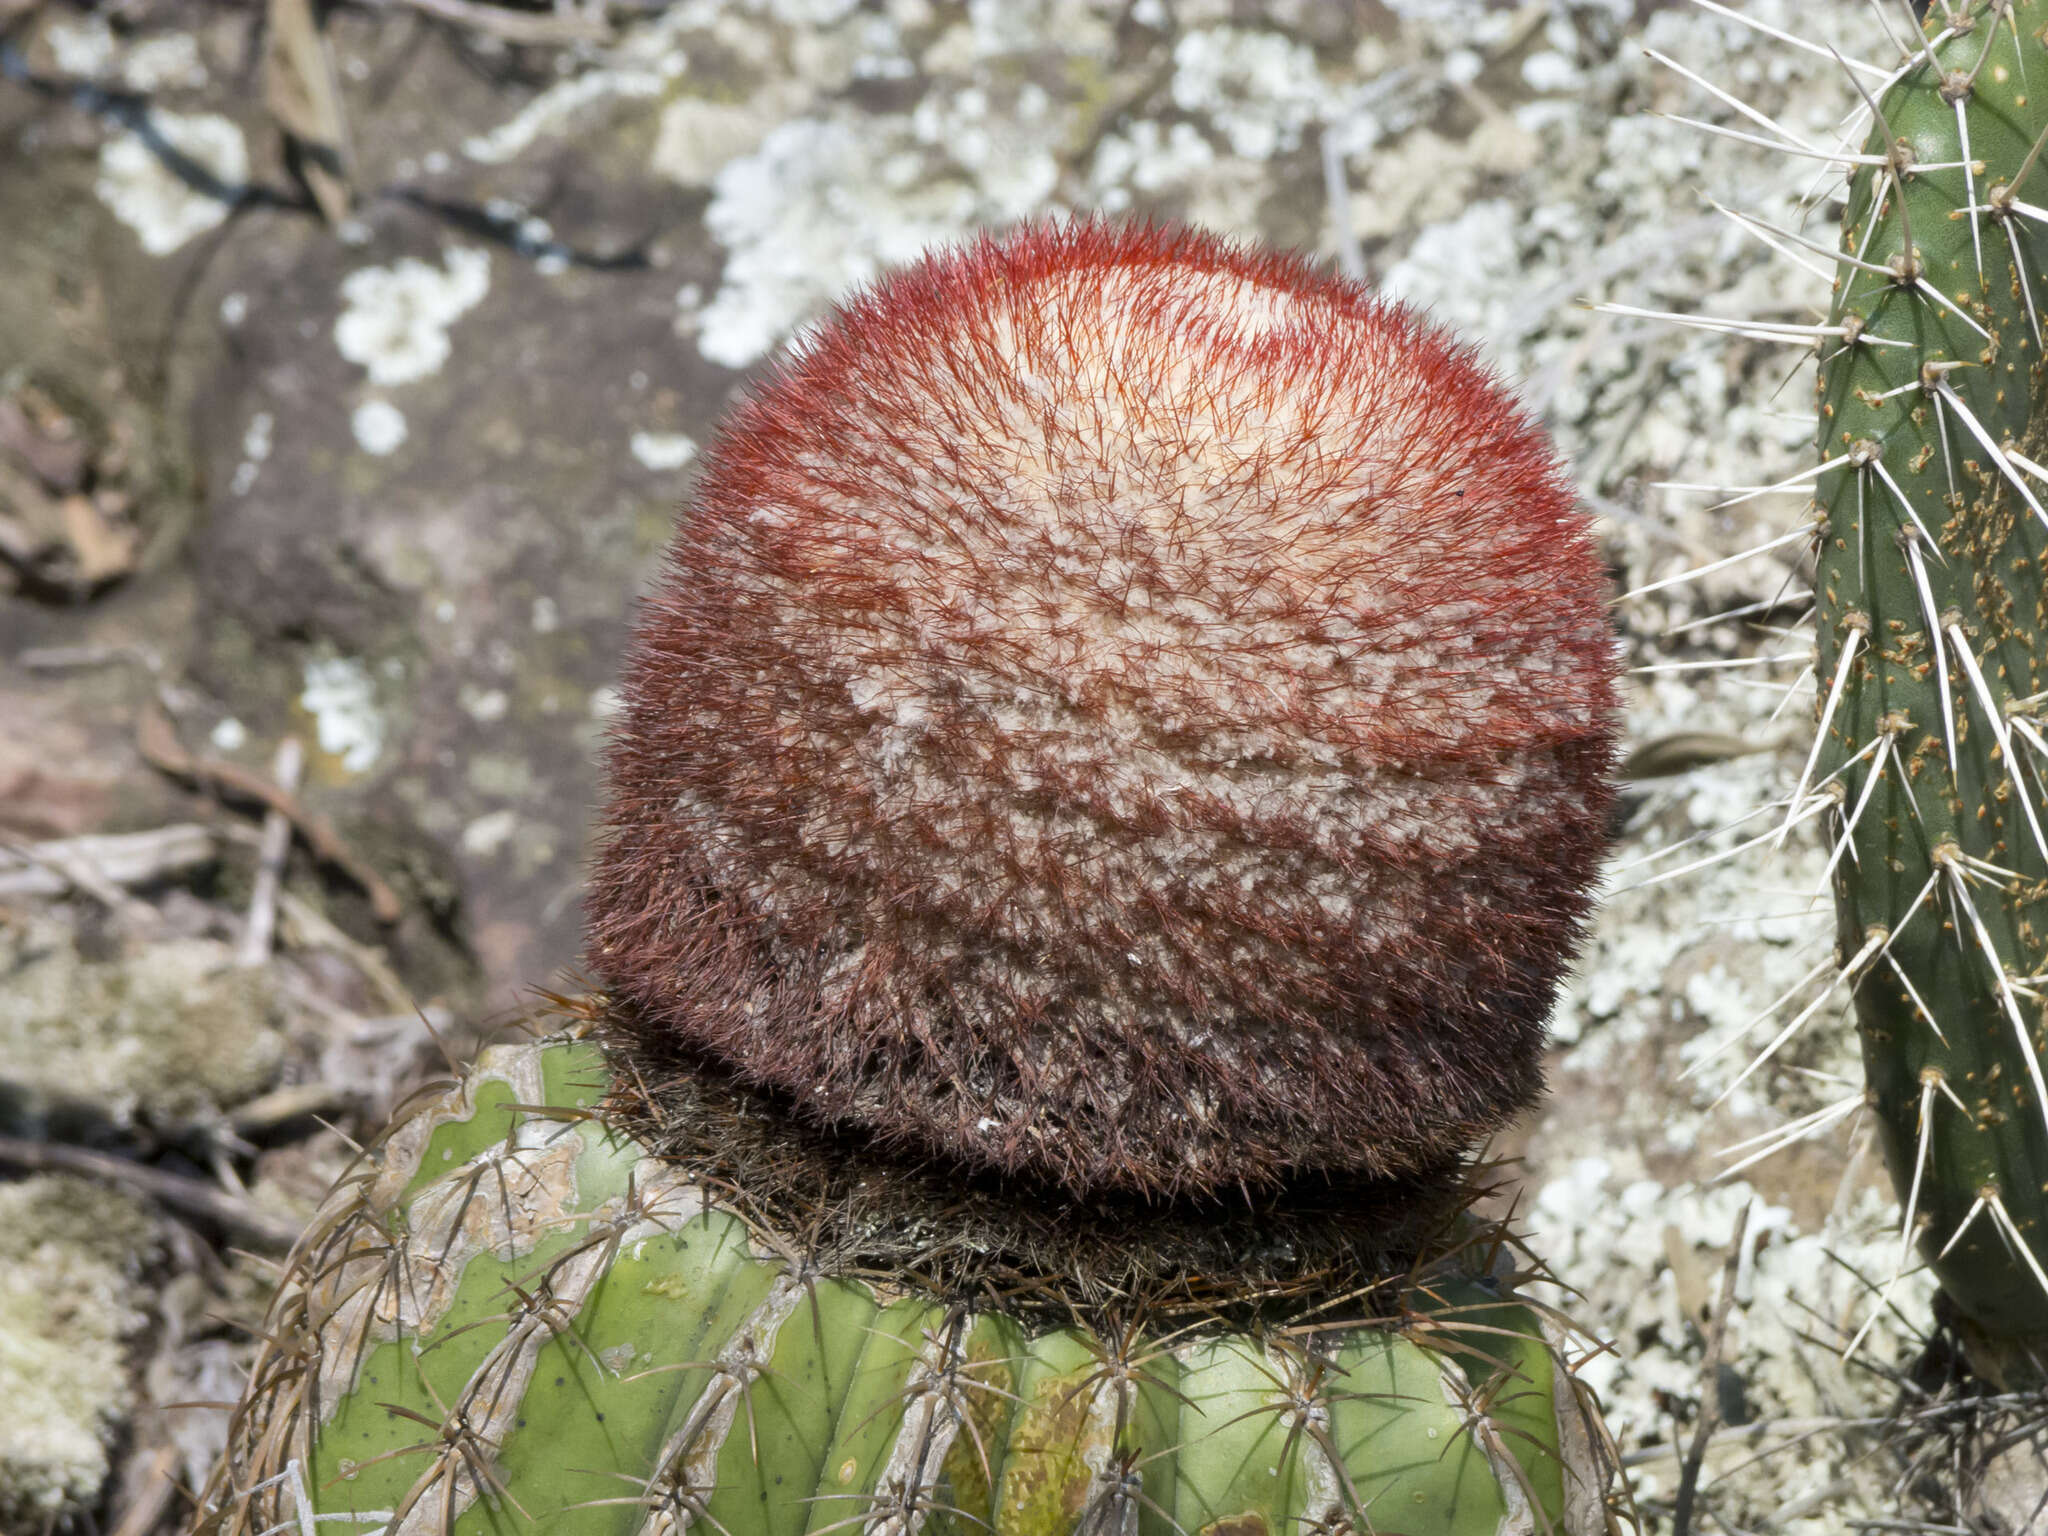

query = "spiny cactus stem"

[1639,0,2048,1381]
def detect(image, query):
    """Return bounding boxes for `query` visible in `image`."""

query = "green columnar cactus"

[194,1033,1617,1536]
[1814,0,2048,1379]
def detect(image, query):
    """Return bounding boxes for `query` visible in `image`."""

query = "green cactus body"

[1816,0,2048,1373]
[197,1036,1613,1536]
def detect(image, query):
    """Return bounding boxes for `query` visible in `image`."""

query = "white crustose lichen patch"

[1169,27,1326,160]
[629,431,697,471]
[351,400,409,457]
[298,655,385,775]
[690,6,1084,369]
[95,112,247,256]
[230,410,273,497]
[465,62,677,165]
[333,247,492,388]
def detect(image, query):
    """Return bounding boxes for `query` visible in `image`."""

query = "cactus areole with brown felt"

[589,221,1620,1198]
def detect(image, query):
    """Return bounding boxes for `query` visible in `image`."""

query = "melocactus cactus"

[590,220,1621,1198]
[193,221,1632,1536]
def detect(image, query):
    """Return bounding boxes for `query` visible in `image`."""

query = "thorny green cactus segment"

[192,1036,1616,1536]
[1818,0,2048,1369]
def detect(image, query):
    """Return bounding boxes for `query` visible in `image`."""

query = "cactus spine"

[1813,0,2048,1377]
[195,1033,1616,1536]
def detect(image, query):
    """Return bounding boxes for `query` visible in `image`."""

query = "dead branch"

[0,1134,304,1251]
[137,702,404,924]
[0,824,219,899]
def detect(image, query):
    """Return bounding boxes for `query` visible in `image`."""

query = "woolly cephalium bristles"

[588,220,1620,1198]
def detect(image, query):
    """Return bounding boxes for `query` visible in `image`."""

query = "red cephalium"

[589,220,1619,1199]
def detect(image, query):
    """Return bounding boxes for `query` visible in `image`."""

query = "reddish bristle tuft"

[589,218,1620,1199]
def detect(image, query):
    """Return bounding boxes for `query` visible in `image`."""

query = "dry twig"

[0,824,219,899]
[265,0,354,222]
[106,1445,179,1536]
[0,834,163,927]
[137,702,403,923]
[1674,1201,1753,1536]
[361,0,611,45]
[237,738,303,967]
[0,1134,303,1251]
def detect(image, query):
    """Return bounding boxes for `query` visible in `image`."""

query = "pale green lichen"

[0,915,286,1135]
[0,1176,157,1524]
